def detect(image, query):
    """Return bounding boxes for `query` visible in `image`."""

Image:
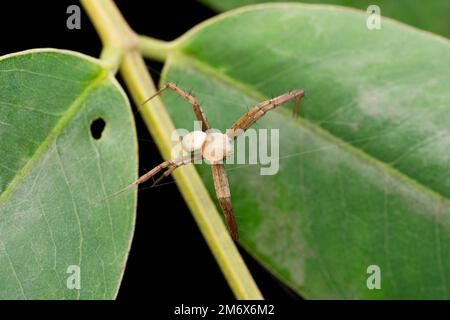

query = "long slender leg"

[135,154,196,185]
[143,82,211,131]
[228,90,305,139]
[211,163,238,240]
[105,155,193,199]
[152,165,179,186]
[152,154,202,186]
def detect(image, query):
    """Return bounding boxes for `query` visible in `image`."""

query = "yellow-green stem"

[138,36,174,62]
[99,46,122,73]
[81,0,263,299]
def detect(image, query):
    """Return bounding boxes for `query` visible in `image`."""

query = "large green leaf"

[160,4,450,298]
[200,0,450,38]
[0,49,137,299]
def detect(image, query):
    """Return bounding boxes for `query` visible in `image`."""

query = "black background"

[0,1,301,301]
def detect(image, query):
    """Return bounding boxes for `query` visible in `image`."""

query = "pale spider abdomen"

[181,131,207,152]
[201,132,234,163]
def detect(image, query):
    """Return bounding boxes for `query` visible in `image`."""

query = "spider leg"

[292,92,303,118]
[228,89,305,139]
[211,163,239,240]
[152,154,201,186]
[142,82,210,131]
[133,157,181,186]
[105,155,193,199]
[152,165,178,186]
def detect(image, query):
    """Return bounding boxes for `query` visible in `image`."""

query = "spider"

[122,83,304,241]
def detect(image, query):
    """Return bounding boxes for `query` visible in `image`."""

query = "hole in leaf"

[90,118,106,140]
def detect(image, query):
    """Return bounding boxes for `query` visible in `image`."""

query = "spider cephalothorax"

[120,82,304,240]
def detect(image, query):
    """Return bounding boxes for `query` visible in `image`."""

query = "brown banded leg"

[211,163,238,240]
[143,82,211,131]
[292,94,303,118]
[228,90,305,139]
[107,154,194,198]
[133,157,181,186]
[152,154,202,186]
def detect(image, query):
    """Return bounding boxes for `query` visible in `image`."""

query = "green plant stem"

[81,0,263,299]
[138,36,174,62]
[99,46,122,73]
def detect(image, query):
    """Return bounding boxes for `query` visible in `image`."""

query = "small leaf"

[161,4,450,298]
[200,0,450,38]
[0,49,137,299]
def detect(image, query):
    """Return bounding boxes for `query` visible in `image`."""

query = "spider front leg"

[228,89,305,139]
[143,82,210,131]
[211,163,238,241]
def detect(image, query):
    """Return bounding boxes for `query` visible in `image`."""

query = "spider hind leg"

[211,163,239,240]
[218,197,239,241]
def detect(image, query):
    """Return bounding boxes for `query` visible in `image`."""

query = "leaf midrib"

[0,66,109,208]
[164,52,450,211]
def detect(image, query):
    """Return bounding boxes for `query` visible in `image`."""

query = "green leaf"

[200,0,450,38]
[0,49,137,299]
[159,4,450,298]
